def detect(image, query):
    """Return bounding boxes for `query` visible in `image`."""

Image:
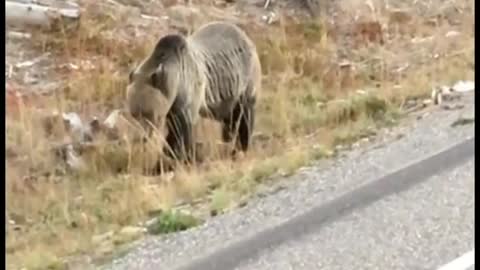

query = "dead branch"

[6,1,80,29]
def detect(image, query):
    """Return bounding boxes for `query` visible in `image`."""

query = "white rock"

[65,144,87,171]
[356,89,368,95]
[103,110,122,129]
[452,80,475,93]
[62,112,86,140]
[445,31,460,37]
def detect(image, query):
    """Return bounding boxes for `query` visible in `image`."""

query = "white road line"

[437,249,475,270]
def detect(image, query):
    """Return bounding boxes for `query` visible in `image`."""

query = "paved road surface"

[234,158,474,270]
[102,93,474,270]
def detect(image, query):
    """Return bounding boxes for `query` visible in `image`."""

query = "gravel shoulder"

[101,93,474,270]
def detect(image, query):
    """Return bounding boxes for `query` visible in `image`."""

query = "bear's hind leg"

[225,98,255,154]
[236,101,255,152]
[164,110,194,164]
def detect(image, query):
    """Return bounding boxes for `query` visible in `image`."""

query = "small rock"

[316,101,326,108]
[403,98,418,110]
[144,217,159,229]
[92,231,114,245]
[443,92,462,102]
[422,99,433,106]
[262,11,278,24]
[441,103,464,111]
[63,112,92,142]
[431,88,442,105]
[7,31,31,39]
[356,89,368,95]
[79,212,90,227]
[238,200,248,208]
[445,31,460,38]
[451,117,475,127]
[114,226,146,245]
[360,137,369,143]
[103,110,122,129]
[65,144,87,172]
[118,226,146,238]
[339,60,352,68]
[411,36,434,44]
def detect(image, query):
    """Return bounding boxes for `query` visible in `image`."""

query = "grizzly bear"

[126,21,262,164]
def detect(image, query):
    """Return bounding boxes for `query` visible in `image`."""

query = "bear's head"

[126,34,188,134]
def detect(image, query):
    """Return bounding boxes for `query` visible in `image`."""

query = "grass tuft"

[147,210,202,235]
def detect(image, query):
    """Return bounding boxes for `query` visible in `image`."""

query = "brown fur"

[127,21,262,164]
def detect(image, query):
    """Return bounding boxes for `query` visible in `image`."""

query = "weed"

[147,210,202,235]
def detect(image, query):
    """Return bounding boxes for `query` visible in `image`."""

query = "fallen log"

[6,1,80,30]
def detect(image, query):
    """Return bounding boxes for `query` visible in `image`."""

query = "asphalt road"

[234,159,474,270]
[102,92,474,270]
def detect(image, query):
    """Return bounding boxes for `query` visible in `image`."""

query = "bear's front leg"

[164,109,195,164]
[222,98,255,157]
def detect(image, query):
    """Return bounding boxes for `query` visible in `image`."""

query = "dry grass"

[5,0,474,268]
